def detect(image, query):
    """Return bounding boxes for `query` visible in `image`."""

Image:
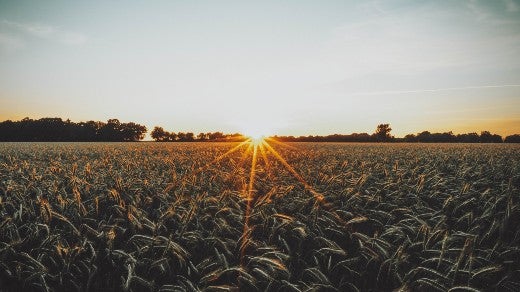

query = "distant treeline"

[1,118,520,143]
[0,118,146,142]
[151,126,245,142]
[154,123,520,143]
[274,129,520,143]
[274,132,520,143]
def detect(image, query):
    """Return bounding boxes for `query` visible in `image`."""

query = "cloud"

[316,1,520,83]
[58,32,88,45]
[350,84,520,96]
[1,19,87,46]
[7,21,55,38]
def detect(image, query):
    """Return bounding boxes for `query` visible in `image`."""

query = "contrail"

[351,84,520,96]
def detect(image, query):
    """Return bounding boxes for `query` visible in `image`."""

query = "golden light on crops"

[163,135,329,273]
[5,142,518,290]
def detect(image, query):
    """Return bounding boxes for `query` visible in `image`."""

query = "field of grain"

[0,142,519,291]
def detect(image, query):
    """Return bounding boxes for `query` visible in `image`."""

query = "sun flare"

[242,125,271,145]
[248,134,266,146]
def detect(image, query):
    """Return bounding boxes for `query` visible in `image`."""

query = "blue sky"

[1,0,519,136]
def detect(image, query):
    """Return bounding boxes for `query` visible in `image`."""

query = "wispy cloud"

[56,31,88,45]
[350,84,520,96]
[314,0,520,88]
[1,19,87,46]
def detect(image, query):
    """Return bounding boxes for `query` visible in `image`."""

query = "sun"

[249,135,265,146]
[241,125,271,145]
[246,129,270,145]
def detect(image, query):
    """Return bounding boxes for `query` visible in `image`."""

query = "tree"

[151,127,168,142]
[185,132,195,141]
[432,131,456,142]
[121,122,147,141]
[373,124,393,142]
[177,132,187,141]
[505,134,520,143]
[99,119,122,141]
[480,131,502,143]
[209,132,225,140]
[0,117,147,141]
[480,131,492,143]
[404,134,417,142]
[197,132,207,141]
[416,131,432,142]
[457,133,480,143]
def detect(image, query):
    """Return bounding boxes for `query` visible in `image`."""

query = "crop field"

[0,141,519,291]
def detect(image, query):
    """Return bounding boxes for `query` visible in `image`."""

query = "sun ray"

[261,140,358,231]
[247,144,258,200]
[164,140,250,193]
[262,140,325,202]
[258,142,272,179]
[237,141,254,172]
[192,140,250,175]
[240,142,258,267]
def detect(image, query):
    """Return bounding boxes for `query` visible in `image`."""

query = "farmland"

[0,142,519,291]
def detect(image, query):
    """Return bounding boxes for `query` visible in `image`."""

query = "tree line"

[1,118,519,142]
[151,126,245,142]
[0,118,146,142]
[273,124,520,143]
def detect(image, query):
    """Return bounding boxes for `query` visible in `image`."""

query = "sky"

[0,0,519,137]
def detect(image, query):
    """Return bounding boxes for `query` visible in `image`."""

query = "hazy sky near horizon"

[1,0,519,137]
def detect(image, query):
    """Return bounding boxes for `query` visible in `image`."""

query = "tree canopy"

[0,118,146,142]
[151,126,244,142]
[374,124,393,142]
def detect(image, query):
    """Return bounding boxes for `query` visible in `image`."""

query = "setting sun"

[249,135,265,146]
[240,122,272,145]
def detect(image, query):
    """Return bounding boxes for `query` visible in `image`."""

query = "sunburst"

[163,134,329,271]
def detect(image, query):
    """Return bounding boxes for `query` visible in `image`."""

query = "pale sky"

[1,0,519,137]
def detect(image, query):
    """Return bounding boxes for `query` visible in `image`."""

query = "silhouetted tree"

[404,134,417,142]
[177,132,186,141]
[121,122,147,141]
[505,134,520,143]
[416,131,431,142]
[430,131,456,143]
[373,124,393,142]
[209,132,225,140]
[151,127,168,142]
[456,133,480,143]
[99,119,122,141]
[197,132,207,141]
[480,131,502,143]
[185,132,195,142]
[75,121,99,141]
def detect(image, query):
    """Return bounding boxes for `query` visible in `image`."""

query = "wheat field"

[0,142,519,291]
